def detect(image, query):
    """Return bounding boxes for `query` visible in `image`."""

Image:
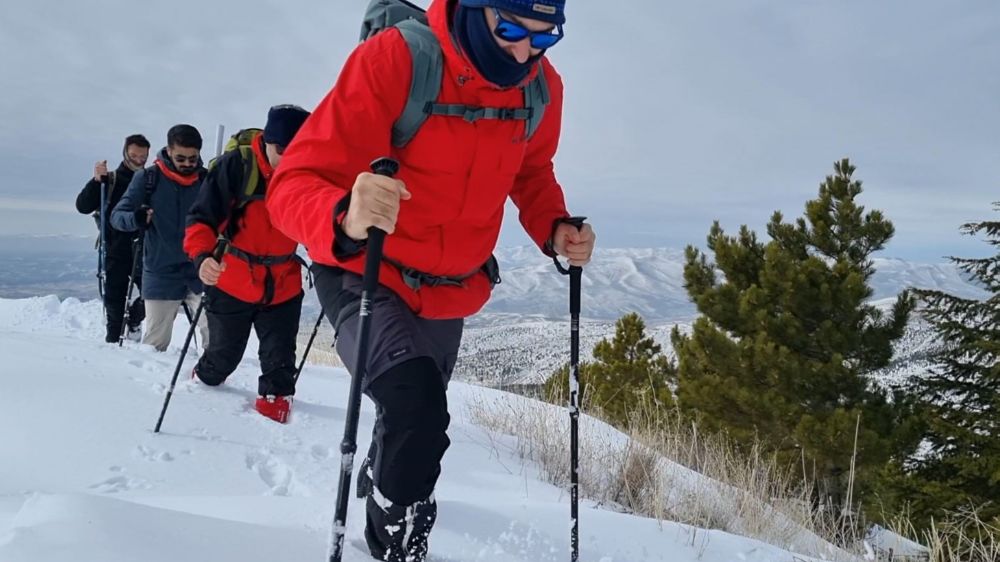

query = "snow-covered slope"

[0,296,835,562]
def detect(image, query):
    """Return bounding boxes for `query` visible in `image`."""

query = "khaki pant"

[143,292,209,352]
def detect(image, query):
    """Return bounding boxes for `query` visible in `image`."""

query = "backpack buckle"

[400,268,423,291]
[497,108,520,121]
[462,107,486,122]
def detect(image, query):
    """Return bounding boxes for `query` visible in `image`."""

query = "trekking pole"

[214,124,226,160]
[118,233,144,346]
[294,308,325,385]
[328,157,399,562]
[181,301,194,324]
[153,237,229,433]
[98,177,109,318]
[180,300,199,350]
[552,216,587,562]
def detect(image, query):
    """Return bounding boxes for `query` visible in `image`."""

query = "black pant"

[104,253,144,342]
[313,265,457,561]
[195,287,302,396]
[367,357,451,504]
[314,265,457,505]
[362,358,448,561]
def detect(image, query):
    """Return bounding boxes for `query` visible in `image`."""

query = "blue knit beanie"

[458,0,566,25]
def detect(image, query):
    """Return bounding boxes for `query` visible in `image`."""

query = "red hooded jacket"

[266,0,569,319]
[185,133,302,306]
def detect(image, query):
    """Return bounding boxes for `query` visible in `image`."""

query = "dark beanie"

[263,104,311,146]
[458,0,566,25]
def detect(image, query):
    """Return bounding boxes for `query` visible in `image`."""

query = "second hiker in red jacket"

[184,105,311,423]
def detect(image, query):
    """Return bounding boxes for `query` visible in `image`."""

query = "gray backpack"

[361,0,551,148]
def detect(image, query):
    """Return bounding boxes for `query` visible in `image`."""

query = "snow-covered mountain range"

[1,235,982,323]
[484,247,985,322]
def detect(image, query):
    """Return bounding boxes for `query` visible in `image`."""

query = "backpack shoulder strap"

[236,145,262,205]
[522,68,550,141]
[393,18,443,148]
[223,146,262,240]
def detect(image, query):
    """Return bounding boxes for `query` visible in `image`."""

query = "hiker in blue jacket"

[111,124,209,352]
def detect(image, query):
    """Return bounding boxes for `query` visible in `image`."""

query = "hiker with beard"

[76,134,150,343]
[111,124,210,352]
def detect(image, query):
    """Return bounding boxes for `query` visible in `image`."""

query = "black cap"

[263,104,311,147]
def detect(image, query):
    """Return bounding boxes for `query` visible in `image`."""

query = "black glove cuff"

[332,193,366,260]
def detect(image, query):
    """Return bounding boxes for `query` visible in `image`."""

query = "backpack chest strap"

[425,103,533,123]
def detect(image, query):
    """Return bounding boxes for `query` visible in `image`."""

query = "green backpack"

[209,127,265,208]
[203,128,267,240]
[361,0,550,147]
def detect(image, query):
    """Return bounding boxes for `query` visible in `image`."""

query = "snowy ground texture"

[1,295,835,562]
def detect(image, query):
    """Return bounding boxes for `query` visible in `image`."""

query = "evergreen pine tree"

[545,312,674,428]
[671,159,915,506]
[905,207,1000,525]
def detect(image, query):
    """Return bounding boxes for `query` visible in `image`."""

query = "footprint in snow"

[245,450,309,496]
[135,445,175,462]
[89,472,149,494]
[310,444,332,460]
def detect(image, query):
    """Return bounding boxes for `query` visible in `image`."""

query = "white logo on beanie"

[532,3,557,14]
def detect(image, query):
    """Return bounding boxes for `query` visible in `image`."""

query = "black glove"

[134,205,152,230]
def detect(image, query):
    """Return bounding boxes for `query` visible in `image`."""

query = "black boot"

[364,491,436,562]
[357,440,375,499]
[126,296,145,329]
[105,323,122,343]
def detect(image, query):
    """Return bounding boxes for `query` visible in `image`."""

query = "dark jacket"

[75,162,139,259]
[111,148,206,300]
[185,133,302,306]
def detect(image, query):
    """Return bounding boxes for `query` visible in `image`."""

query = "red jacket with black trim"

[266,0,570,319]
[184,133,302,306]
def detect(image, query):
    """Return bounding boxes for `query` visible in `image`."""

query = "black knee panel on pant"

[194,361,228,386]
[368,357,451,506]
[195,351,241,386]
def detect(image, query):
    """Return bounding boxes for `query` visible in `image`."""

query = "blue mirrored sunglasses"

[492,7,564,49]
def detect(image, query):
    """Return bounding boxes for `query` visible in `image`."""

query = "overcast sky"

[0,0,997,261]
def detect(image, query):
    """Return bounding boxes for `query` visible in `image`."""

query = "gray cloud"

[1,0,997,260]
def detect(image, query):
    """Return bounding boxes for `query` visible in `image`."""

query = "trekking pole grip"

[364,157,400,269]
[212,236,229,263]
[552,216,588,277]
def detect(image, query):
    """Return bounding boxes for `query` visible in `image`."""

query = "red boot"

[255,395,292,424]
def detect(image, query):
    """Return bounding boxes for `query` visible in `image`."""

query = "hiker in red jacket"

[184,105,311,423]
[267,1,594,559]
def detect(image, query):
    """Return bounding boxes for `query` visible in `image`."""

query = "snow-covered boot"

[364,490,436,562]
[125,324,142,342]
